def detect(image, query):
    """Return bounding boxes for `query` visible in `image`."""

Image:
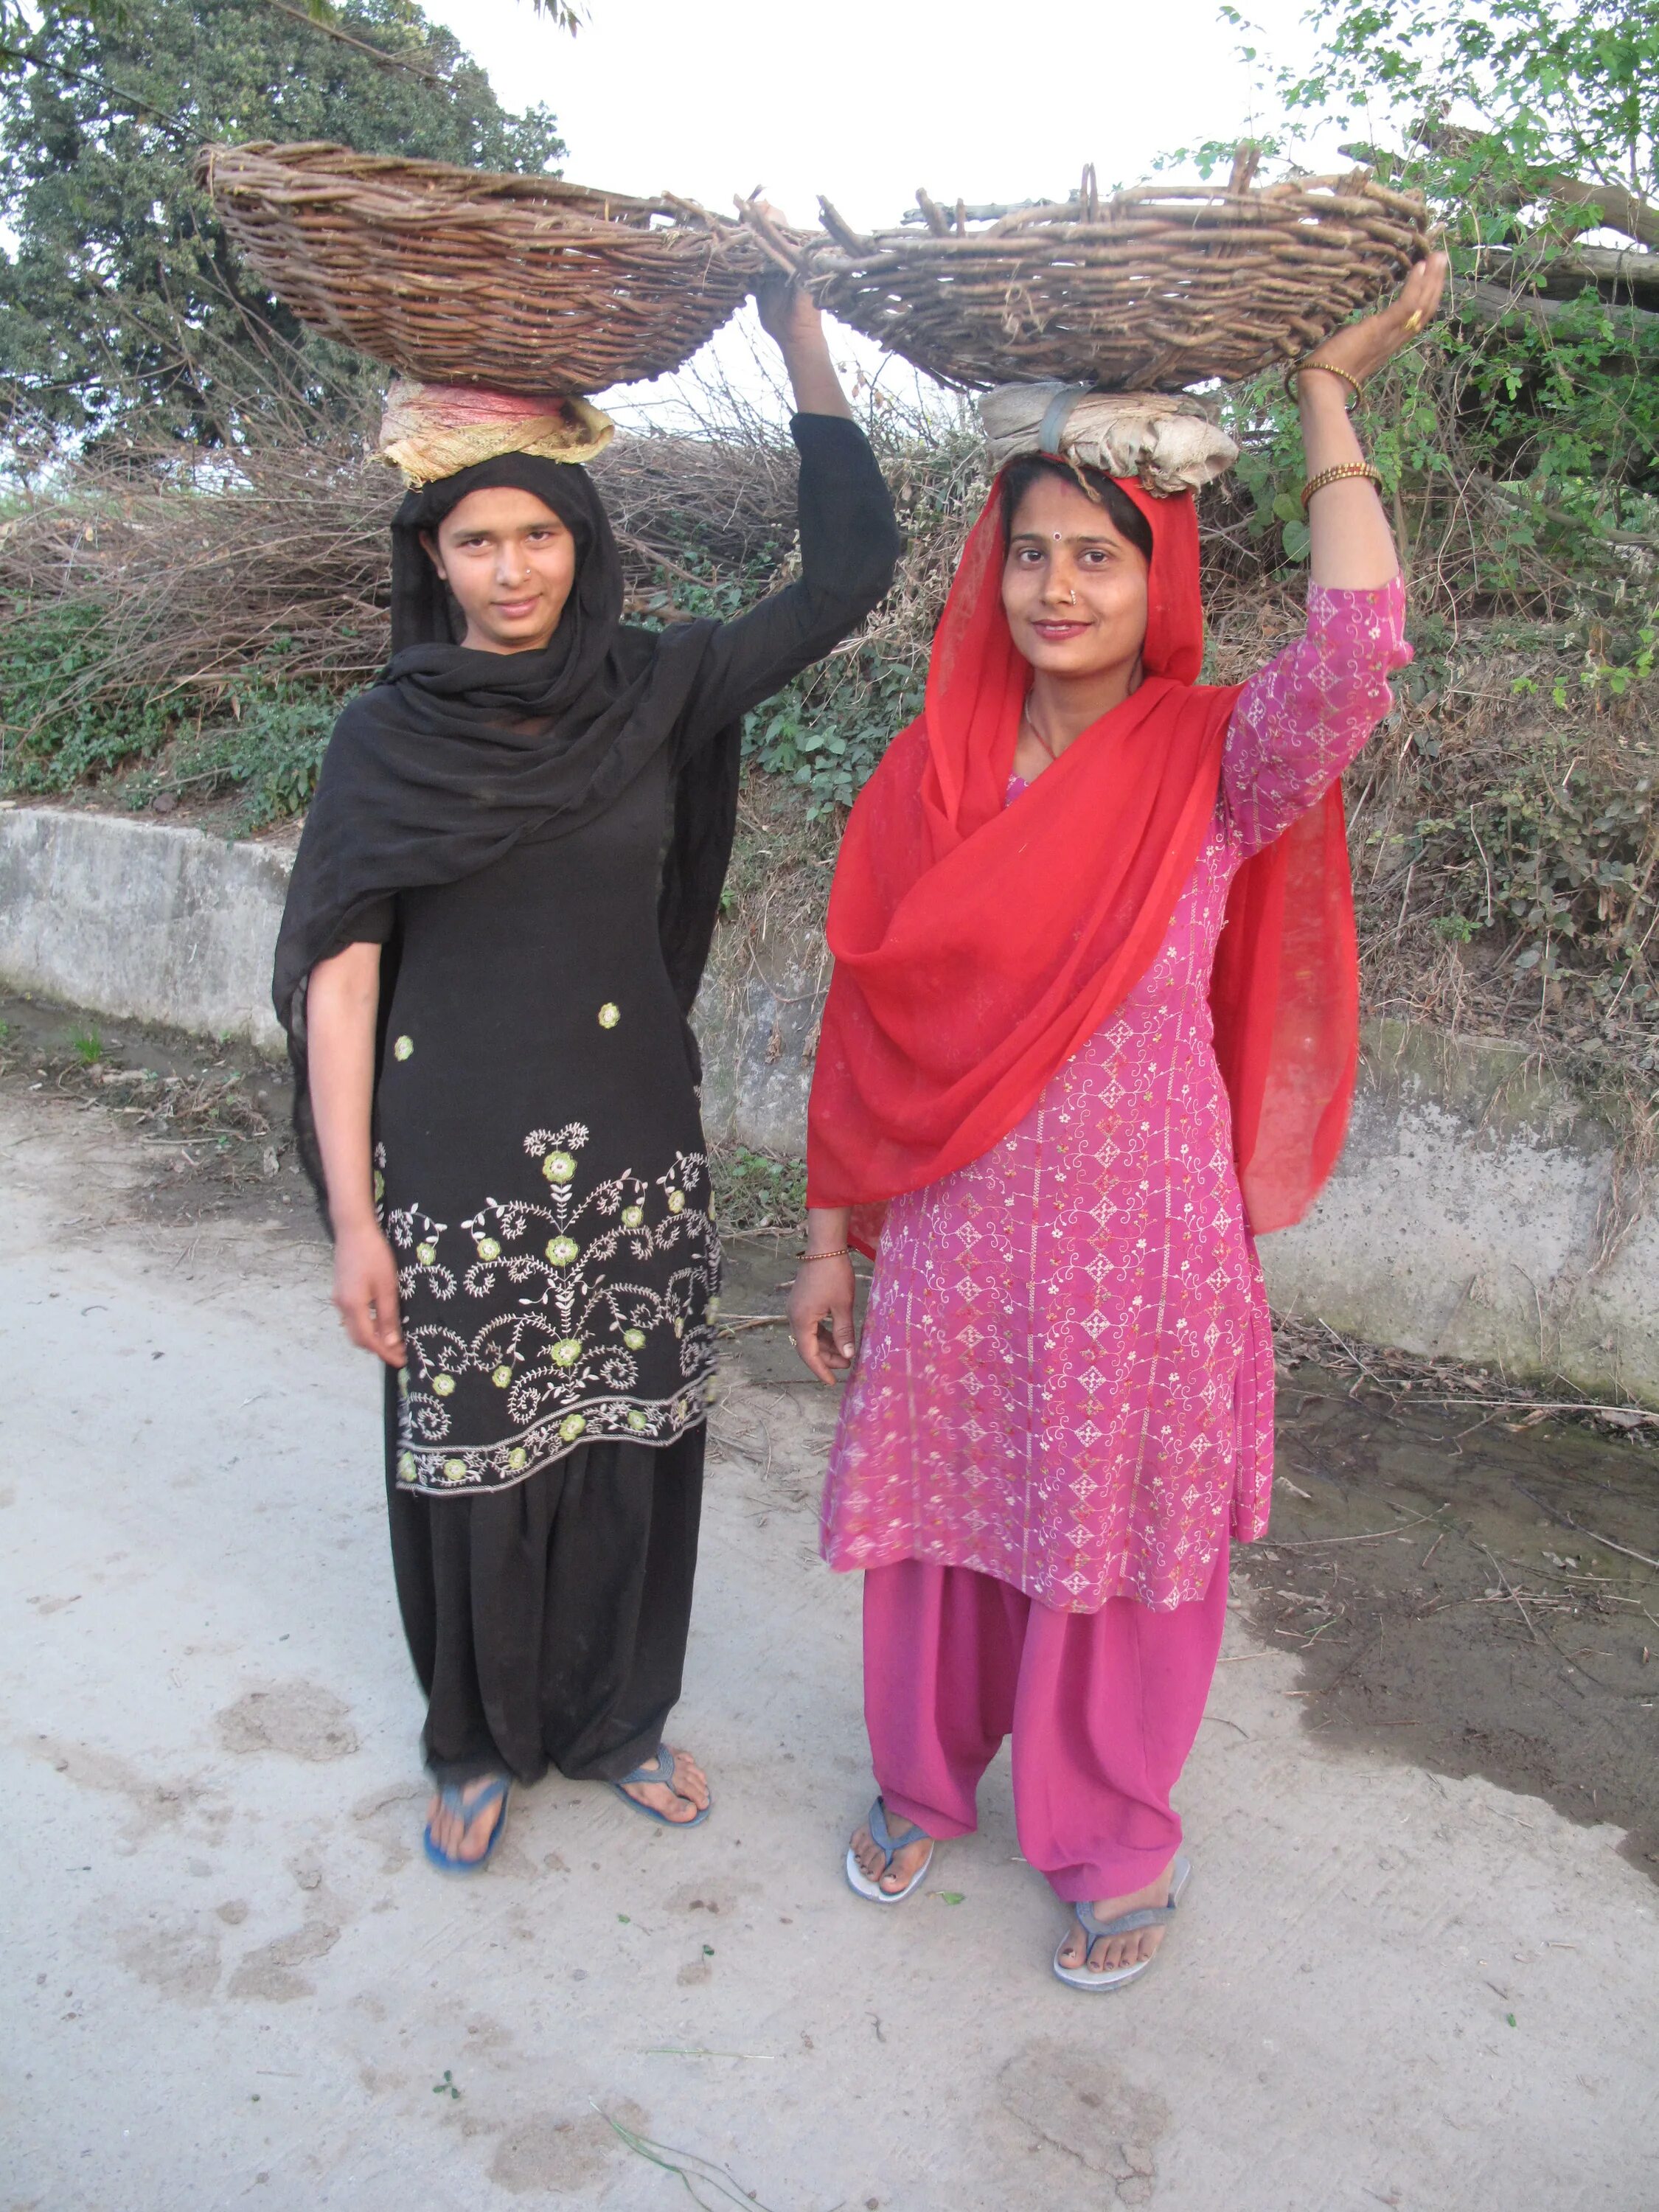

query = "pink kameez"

[821,579,1411,1616]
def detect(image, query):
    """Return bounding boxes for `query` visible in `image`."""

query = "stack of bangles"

[798,1244,850,1262]
[1288,356,1385,509]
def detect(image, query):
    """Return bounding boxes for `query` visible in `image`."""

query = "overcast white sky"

[420,0,1356,420]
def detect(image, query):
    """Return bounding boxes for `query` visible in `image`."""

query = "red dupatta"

[806,473,1359,1248]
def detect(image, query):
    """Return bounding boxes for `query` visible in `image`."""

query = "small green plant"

[709,1147,807,1234]
[71,1031,104,1065]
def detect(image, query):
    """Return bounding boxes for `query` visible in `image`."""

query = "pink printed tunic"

[819,580,1411,1613]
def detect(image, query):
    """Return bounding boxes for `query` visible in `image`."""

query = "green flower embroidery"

[627,1410,649,1432]
[552,1338,582,1367]
[542,1151,577,1186]
[597,1002,621,1029]
[706,1296,721,1317]
[545,1235,579,1267]
[397,1450,417,1480]
[416,1241,437,1265]
[666,1189,686,1214]
[431,1373,456,1397]
[559,1413,586,1443]
[373,1169,385,1203]
[672,1317,684,1338]
[476,1236,501,1260]
[491,1364,512,1388]
[507,1447,528,1471]
[442,1457,467,1482]
[393,1034,414,1061]
[622,1327,647,1352]
[622,1204,645,1230]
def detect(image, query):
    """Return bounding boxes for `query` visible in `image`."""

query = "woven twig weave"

[200,142,765,396]
[744,165,1431,392]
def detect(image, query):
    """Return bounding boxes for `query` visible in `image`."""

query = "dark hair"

[1000,454,1155,566]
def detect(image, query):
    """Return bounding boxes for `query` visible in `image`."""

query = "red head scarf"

[807,472,1359,1250]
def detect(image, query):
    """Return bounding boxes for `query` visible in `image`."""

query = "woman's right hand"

[787,1254,858,1385]
[332,1218,406,1366]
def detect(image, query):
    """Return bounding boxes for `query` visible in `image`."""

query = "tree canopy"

[0,0,566,450]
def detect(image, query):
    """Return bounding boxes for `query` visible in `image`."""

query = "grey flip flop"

[1052,1854,1192,1990]
[611,1744,710,1829]
[845,1795,935,1904]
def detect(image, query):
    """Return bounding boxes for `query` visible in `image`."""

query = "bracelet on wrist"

[797,1245,851,1263]
[1285,357,1365,410]
[1300,462,1384,509]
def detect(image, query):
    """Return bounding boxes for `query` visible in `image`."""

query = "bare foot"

[425,1773,509,1863]
[1055,1860,1175,1975]
[849,1805,932,1895]
[619,1745,709,1825]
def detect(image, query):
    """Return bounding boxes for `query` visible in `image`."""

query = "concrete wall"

[3,803,1654,1402]
[0,806,295,1052]
[1259,1023,1659,1407]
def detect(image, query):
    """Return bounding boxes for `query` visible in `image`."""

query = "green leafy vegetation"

[708,1146,809,1235]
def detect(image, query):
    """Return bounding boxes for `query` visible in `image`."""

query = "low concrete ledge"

[4,804,1654,1402]
[1259,1023,1659,1406]
[0,806,295,1052]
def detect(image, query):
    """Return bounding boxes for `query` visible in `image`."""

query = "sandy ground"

[5,1074,1658,2212]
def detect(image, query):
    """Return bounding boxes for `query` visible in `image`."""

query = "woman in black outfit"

[274,285,900,1867]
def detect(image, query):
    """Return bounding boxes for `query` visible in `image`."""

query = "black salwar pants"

[385,1378,706,1787]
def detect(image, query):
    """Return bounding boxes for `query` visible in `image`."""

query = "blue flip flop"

[422,1774,511,1873]
[845,1795,934,1904]
[611,1744,710,1829]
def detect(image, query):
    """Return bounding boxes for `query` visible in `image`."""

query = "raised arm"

[677,281,901,740]
[1295,251,1447,590]
[1223,254,1447,855]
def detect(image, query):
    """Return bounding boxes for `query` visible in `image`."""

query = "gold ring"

[1402,308,1424,336]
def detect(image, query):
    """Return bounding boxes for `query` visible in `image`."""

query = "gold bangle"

[797,1245,850,1263]
[1285,357,1365,410]
[1300,462,1384,510]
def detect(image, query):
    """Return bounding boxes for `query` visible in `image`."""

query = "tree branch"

[259,0,445,83]
[1409,117,1659,251]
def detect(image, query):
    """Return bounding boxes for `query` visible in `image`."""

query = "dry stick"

[1477,1542,1546,1647]
[1512,1482,1659,1571]
[1275,1507,1444,1548]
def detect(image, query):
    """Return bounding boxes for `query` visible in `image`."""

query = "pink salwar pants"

[861,1536,1229,1904]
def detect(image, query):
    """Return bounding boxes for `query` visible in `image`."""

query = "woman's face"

[421,487,577,654]
[1001,473,1150,684]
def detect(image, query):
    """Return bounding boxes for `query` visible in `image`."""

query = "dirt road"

[5,1050,1657,2211]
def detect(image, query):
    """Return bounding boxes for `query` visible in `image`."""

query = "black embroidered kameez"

[276,413,899,1784]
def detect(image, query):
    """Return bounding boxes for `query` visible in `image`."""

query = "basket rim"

[198,140,740,234]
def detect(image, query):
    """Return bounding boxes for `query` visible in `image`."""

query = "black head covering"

[273,451,740,1212]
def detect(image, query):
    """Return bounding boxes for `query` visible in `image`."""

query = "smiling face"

[421,487,577,654]
[1001,471,1150,685]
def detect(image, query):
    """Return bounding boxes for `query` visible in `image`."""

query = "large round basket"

[198,142,763,396]
[747,162,1430,392]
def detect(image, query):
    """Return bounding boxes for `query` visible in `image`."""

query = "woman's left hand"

[1301,250,1450,386]
[754,270,825,355]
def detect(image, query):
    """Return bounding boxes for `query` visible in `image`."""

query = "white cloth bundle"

[978,384,1239,497]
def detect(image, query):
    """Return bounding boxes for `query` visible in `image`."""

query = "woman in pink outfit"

[789,254,1447,1989]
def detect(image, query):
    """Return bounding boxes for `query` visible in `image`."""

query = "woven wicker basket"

[199,142,763,396]
[745,160,1431,392]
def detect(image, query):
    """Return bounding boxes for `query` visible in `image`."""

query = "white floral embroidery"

[392,1122,718,1491]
